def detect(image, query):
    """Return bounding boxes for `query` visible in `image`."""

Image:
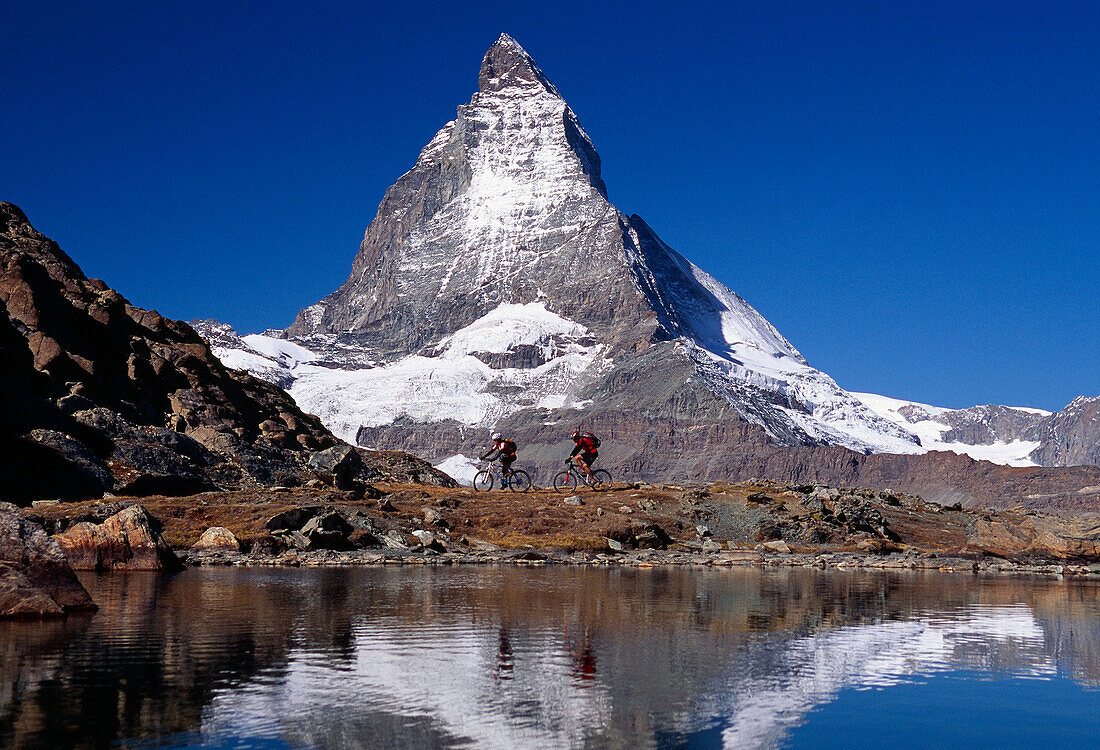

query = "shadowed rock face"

[0,202,453,502]
[0,503,96,617]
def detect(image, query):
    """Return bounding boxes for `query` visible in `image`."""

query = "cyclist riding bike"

[568,430,600,484]
[481,432,518,476]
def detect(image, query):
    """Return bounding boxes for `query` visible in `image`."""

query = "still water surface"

[1,567,1098,749]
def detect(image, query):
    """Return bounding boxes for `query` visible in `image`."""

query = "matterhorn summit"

[201,34,929,481]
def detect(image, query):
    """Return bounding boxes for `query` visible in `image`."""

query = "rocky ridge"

[0,202,453,502]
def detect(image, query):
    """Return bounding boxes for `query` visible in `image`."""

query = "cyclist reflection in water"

[494,626,514,680]
[571,628,597,683]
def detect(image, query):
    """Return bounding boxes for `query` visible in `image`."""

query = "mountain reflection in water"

[1,567,1098,749]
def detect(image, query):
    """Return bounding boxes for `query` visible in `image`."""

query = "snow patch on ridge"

[436,302,587,356]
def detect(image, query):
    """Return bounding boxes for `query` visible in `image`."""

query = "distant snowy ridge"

[853,392,1047,466]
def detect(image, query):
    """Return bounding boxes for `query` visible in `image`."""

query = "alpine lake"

[2,566,1099,749]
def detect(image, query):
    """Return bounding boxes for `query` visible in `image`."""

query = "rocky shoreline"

[179,545,1100,579]
[5,476,1096,614]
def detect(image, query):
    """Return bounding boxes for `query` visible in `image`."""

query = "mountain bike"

[553,462,612,493]
[473,463,532,492]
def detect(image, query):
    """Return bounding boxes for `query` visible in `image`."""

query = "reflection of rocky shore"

[0,568,1098,749]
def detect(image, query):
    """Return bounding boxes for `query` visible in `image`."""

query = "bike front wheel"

[507,470,532,492]
[590,469,612,491]
[473,470,495,492]
[553,470,577,494]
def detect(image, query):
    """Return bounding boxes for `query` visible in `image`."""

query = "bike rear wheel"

[553,470,577,494]
[590,469,612,490]
[473,470,495,491]
[507,470,532,492]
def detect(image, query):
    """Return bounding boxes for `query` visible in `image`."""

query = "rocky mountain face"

[1030,397,1100,467]
[212,36,920,448]
[0,203,451,502]
[198,35,1099,508]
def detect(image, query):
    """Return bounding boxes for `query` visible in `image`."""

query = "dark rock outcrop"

[0,502,96,617]
[0,202,450,501]
[265,506,354,550]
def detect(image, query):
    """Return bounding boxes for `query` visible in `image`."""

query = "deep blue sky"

[3,1,1097,411]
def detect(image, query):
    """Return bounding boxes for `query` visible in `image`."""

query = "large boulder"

[55,505,182,571]
[300,510,354,550]
[0,502,96,617]
[265,506,323,533]
[307,445,363,489]
[190,526,240,553]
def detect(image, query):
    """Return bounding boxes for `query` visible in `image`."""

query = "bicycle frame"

[480,463,516,487]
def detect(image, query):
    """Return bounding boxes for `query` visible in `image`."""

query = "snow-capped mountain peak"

[205,34,1100,481]
[478,33,562,98]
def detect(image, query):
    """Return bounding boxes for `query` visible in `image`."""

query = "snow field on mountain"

[853,392,1043,466]
[240,334,317,367]
[436,302,587,356]
[394,80,605,300]
[212,303,608,444]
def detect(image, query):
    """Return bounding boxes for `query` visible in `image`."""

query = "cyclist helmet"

[570,430,580,440]
[491,432,503,441]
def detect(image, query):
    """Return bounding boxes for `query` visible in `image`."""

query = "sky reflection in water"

[1,567,1098,749]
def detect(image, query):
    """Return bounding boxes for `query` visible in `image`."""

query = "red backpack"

[580,432,600,451]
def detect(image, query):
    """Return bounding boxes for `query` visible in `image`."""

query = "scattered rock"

[746,492,770,504]
[634,524,672,550]
[563,496,584,506]
[307,445,364,489]
[410,530,446,551]
[265,507,322,533]
[271,529,310,551]
[856,538,899,555]
[383,531,410,549]
[605,538,624,552]
[422,507,447,527]
[761,540,792,553]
